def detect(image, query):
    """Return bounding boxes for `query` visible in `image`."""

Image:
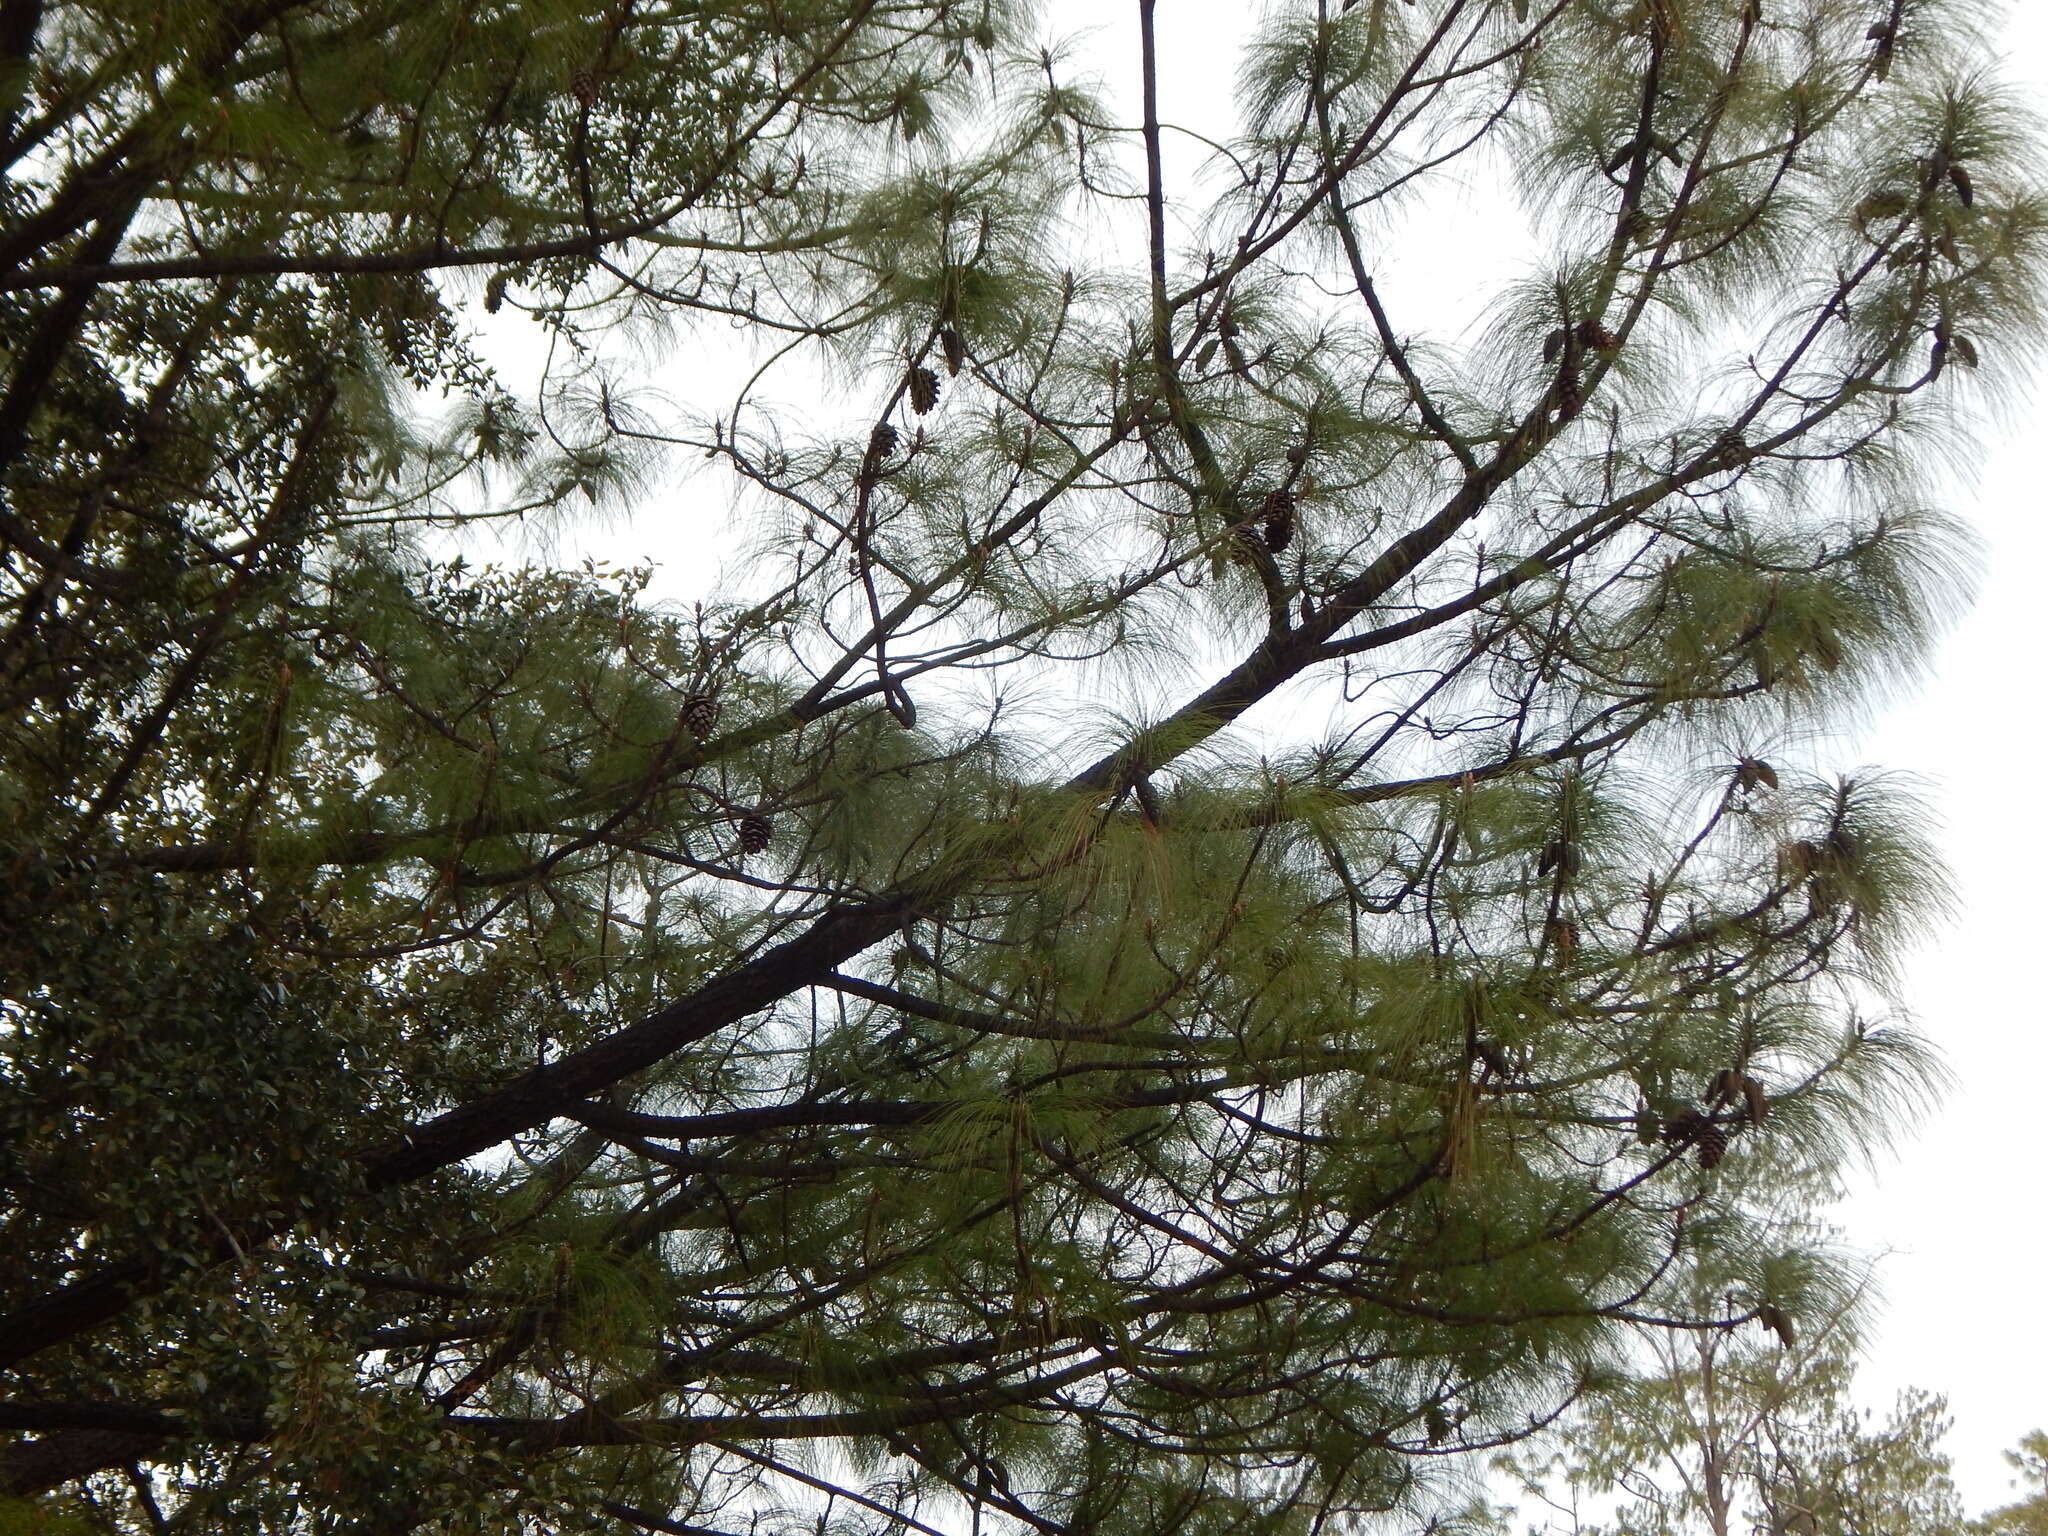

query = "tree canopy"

[1976,1433,2048,1536]
[2,0,2042,1530]
[1501,1244,1968,1536]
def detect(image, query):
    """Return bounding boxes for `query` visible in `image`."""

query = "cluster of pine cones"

[1657,1068,1770,1170]
[1660,1109,1731,1169]
[1543,317,1620,417]
[858,341,963,485]
[680,689,775,857]
[1229,485,1299,561]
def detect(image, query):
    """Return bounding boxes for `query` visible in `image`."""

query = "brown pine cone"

[909,365,941,415]
[737,813,773,855]
[1695,1122,1729,1169]
[939,327,967,377]
[682,693,720,740]
[1739,1075,1769,1124]
[1734,757,1779,792]
[1661,1108,1710,1147]
[1778,839,1822,879]
[1575,319,1620,352]
[1756,1303,1797,1349]
[867,422,900,460]
[1259,488,1296,552]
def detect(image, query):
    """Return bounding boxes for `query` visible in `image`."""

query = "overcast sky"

[1782,5,2047,1510]
[1831,0,2048,1492]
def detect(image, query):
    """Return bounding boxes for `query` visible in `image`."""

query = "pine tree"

[1,0,2041,1529]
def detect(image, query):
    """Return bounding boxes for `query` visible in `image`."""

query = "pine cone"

[1734,757,1779,792]
[909,365,941,415]
[682,693,720,740]
[1661,1108,1710,1147]
[1259,488,1296,552]
[1778,839,1821,880]
[571,69,599,107]
[939,326,966,377]
[1739,1075,1769,1124]
[1575,319,1620,352]
[1756,1302,1797,1349]
[737,812,773,855]
[1695,1121,1729,1169]
[867,422,900,461]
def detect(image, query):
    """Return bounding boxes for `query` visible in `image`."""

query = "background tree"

[1501,1245,1967,1536]
[1975,1434,2048,1536]
[2,0,2042,1530]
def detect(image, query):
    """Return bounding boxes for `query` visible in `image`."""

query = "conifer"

[0,0,2034,1526]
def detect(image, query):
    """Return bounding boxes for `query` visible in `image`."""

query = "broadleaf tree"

[1500,1244,1968,1536]
[1,0,2041,1529]
[1976,1433,2048,1536]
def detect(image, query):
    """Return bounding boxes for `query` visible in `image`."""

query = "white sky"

[1796,4,2048,1511]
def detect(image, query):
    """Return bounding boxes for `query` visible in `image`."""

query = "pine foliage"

[0,0,2040,1530]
